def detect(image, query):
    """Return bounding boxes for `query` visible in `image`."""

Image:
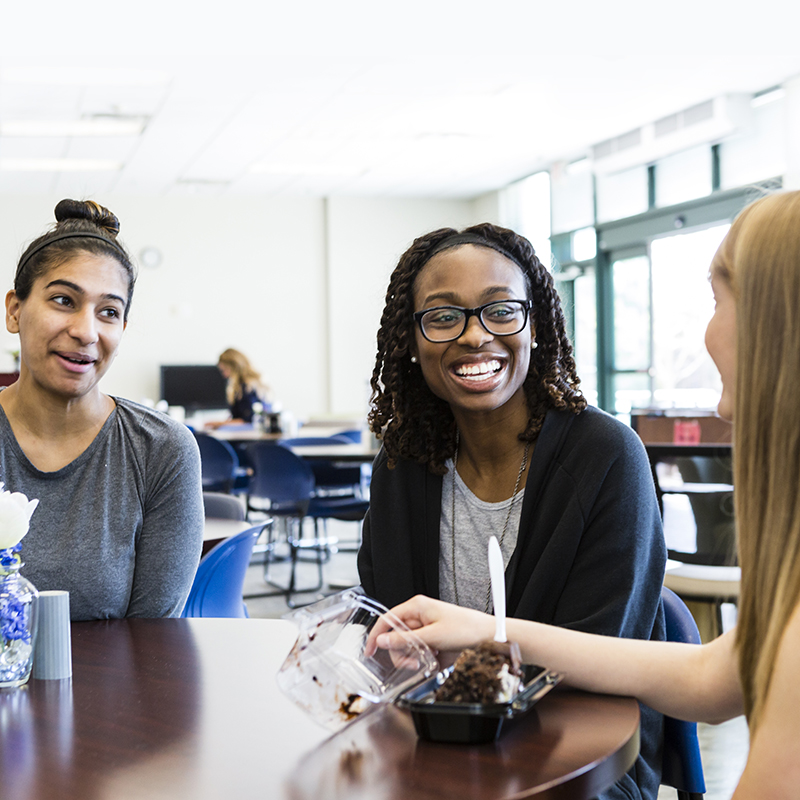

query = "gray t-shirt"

[0,397,203,620]
[439,459,523,613]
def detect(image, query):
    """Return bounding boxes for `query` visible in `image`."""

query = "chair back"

[194,432,239,493]
[661,586,707,797]
[182,524,263,618]
[203,491,245,521]
[279,435,353,447]
[246,442,315,514]
[278,436,368,497]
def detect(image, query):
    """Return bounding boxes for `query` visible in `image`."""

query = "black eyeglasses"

[413,299,532,343]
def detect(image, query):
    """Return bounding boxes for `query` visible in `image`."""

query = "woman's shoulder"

[371,446,434,484]
[112,398,198,451]
[552,404,644,451]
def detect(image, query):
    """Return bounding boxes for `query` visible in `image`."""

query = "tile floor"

[243,520,750,800]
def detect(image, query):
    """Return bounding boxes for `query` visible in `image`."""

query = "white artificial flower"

[0,483,39,550]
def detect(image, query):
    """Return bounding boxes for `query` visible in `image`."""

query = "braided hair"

[369,222,585,474]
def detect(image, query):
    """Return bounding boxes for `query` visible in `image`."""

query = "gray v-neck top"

[439,461,523,612]
[0,397,203,620]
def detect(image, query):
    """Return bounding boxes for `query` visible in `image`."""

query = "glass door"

[605,223,729,416]
[649,224,729,409]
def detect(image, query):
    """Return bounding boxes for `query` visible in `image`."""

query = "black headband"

[16,231,128,279]
[424,232,523,270]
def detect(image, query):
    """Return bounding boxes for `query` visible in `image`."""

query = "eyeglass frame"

[412,299,533,343]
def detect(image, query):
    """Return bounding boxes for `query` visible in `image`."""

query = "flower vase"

[0,547,38,688]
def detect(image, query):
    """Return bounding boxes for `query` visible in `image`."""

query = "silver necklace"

[450,436,531,612]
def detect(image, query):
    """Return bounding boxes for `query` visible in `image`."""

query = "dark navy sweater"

[359,405,666,800]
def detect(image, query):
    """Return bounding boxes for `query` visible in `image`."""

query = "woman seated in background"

[207,347,269,427]
[358,222,666,800]
[0,199,203,620]
[375,192,800,800]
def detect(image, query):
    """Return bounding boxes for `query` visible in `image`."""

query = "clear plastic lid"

[276,589,439,731]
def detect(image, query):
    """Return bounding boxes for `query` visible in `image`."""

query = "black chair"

[194,432,239,493]
[660,586,707,800]
[651,451,740,641]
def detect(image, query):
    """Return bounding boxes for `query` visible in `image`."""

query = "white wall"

[0,192,499,422]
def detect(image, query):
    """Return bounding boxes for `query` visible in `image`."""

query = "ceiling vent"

[590,94,752,174]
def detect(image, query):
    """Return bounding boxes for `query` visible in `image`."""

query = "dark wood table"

[0,619,640,800]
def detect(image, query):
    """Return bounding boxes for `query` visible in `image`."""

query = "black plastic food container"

[396,664,562,744]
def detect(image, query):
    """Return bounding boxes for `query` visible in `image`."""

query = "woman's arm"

[374,594,744,724]
[732,604,800,799]
[127,422,204,617]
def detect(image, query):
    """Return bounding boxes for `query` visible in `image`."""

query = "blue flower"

[0,583,31,644]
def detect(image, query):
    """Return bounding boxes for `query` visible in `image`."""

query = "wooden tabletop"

[0,619,640,800]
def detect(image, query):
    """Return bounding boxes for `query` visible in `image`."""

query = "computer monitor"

[159,365,228,411]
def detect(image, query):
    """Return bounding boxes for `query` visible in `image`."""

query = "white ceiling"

[1,0,800,199]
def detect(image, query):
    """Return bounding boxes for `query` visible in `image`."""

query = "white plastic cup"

[33,590,72,680]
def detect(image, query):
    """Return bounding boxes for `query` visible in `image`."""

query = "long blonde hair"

[723,191,800,732]
[217,348,266,406]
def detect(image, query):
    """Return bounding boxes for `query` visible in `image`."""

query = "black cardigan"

[359,405,666,800]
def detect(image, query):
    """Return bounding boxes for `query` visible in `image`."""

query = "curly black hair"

[368,222,586,474]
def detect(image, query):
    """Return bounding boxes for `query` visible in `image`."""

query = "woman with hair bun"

[358,223,666,800]
[0,199,203,620]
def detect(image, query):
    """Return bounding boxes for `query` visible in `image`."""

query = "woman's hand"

[366,595,495,659]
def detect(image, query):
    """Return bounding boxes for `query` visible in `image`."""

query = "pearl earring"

[531,341,538,350]
[411,356,418,363]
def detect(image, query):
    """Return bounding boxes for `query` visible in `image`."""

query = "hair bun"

[54,199,121,238]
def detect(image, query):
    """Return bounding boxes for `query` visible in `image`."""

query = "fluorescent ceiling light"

[0,158,121,172]
[0,67,169,86]
[0,118,146,137]
[751,87,785,107]
[250,163,365,177]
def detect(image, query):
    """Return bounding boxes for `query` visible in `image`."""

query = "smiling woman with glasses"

[358,222,667,800]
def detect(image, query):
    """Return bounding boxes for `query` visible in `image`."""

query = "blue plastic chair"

[336,429,363,443]
[279,435,354,446]
[280,435,368,501]
[244,442,367,606]
[661,586,706,799]
[194,432,240,493]
[181,524,265,618]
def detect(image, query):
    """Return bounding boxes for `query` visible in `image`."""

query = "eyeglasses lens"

[421,301,526,342]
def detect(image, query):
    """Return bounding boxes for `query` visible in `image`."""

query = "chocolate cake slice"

[434,642,521,704]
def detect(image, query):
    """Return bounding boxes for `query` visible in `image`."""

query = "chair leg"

[255,516,327,609]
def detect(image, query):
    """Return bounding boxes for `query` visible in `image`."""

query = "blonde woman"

[211,348,268,426]
[374,191,800,799]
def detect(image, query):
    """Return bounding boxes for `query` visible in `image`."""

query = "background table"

[0,619,640,800]
[206,427,378,463]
